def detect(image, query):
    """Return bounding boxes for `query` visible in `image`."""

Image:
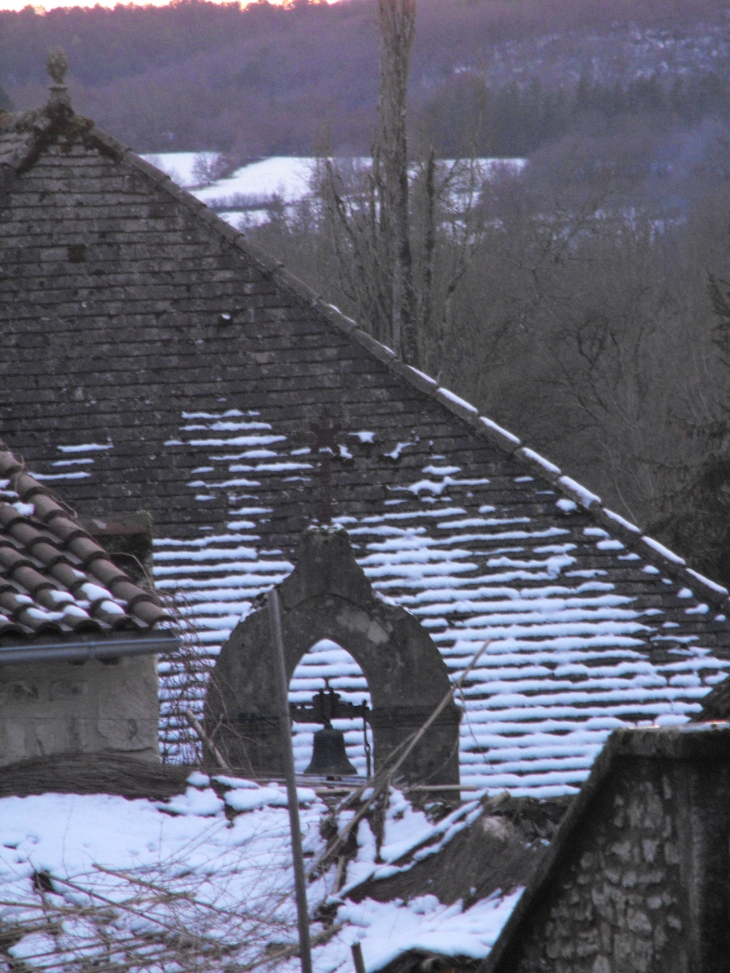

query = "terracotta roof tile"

[31,492,68,523]
[88,559,129,588]
[42,516,86,545]
[0,440,171,642]
[47,561,87,592]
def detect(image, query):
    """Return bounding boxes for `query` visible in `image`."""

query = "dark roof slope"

[346,793,571,908]
[0,441,170,645]
[0,114,34,169]
[690,675,730,722]
[1,86,730,790]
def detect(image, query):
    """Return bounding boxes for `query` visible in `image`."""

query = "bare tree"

[318,0,417,362]
[376,0,417,363]
[315,0,488,369]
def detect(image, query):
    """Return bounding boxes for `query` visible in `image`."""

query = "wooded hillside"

[3,0,730,156]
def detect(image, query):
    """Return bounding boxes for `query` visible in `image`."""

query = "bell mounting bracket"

[289,679,370,728]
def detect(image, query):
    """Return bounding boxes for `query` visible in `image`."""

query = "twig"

[237,922,343,973]
[384,638,491,784]
[314,639,492,870]
[185,707,230,771]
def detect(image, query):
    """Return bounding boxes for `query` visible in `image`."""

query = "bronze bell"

[304,725,358,777]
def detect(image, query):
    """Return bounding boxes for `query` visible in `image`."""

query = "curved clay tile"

[42,516,86,546]
[0,547,34,575]
[66,534,108,567]
[88,559,128,589]
[31,493,67,523]
[0,506,24,531]
[8,565,55,599]
[0,441,171,639]
[21,540,65,569]
[12,472,45,501]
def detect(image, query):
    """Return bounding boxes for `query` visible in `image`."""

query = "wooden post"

[351,941,366,973]
[268,588,313,973]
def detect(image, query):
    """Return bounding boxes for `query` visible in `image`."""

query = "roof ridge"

[12,119,729,612]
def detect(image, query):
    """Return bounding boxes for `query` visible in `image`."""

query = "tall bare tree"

[318,0,488,369]
[376,0,417,363]
[321,0,418,363]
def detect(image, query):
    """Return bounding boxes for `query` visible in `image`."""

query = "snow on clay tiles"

[0,442,169,642]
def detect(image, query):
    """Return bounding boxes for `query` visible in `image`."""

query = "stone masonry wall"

[0,655,159,766]
[486,727,730,973]
[514,761,685,973]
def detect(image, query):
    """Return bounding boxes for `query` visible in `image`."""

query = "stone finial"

[46,46,69,86]
[46,46,71,111]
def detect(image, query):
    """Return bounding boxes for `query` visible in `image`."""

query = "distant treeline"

[3,0,730,156]
[425,71,730,157]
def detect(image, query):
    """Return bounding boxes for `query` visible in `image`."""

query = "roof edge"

[0,631,179,665]
[17,120,730,613]
[0,439,172,632]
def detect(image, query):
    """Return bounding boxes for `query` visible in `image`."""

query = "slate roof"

[0,109,38,171]
[0,441,172,649]
[1,85,730,793]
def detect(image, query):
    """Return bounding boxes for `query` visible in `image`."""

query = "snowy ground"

[0,773,520,972]
[141,152,220,188]
[140,154,527,229]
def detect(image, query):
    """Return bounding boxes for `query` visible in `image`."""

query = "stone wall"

[0,655,159,766]
[484,726,730,973]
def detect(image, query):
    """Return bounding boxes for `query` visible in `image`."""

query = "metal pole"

[268,588,313,973]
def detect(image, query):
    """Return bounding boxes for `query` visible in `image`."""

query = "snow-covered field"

[194,156,321,201]
[0,773,520,972]
[141,151,220,188]
[141,153,527,229]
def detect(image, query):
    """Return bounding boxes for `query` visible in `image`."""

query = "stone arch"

[205,529,461,788]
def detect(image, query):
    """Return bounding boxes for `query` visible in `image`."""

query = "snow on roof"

[154,406,730,795]
[2,96,730,798]
[0,442,170,643]
[0,774,520,973]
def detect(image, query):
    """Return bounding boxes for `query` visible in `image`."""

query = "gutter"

[0,633,180,665]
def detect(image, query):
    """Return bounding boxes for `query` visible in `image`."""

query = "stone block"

[626,908,652,935]
[0,655,159,765]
